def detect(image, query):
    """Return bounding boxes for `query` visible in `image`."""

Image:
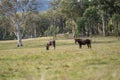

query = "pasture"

[0,37,120,80]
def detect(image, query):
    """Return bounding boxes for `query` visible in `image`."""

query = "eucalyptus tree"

[48,0,62,38]
[58,0,82,37]
[0,0,40,47]
[0,16,13,40]
[91,0,120,36]
[58,0,92,37]
[112,14,120,37]
[83,6,100,37]
[37,12,51,37]
[59,0,84,20]
[77,17,85,36]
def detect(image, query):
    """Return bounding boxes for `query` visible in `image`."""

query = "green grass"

[0,37,120,80]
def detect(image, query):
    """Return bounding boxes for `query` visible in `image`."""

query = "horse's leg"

[53,41,56,50]
[87,44,89,48]
[46,45,49,50]
[88,43,91,48]
[89,43,91,48]
[79,44,82,48]
[53,45,55,50]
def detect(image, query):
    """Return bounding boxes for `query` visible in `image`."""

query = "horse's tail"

[87,39,92,48]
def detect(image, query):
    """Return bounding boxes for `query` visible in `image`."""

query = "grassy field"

[0,37,120,80]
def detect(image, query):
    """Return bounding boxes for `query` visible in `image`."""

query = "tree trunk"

[15,20,23,47]
[89,25,92,37]
[72,20,77,38]
[33,23,36,38]
[3,27,7,39]
[34,28,36,38]
[116,22,119,37]
[16,31,23,47]
[88,22,92,37]
[101,13,105,36]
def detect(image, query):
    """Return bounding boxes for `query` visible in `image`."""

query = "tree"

[58,0,83,21]
[0,16,15,40]
[112,13,120,37]
[83,6,100,37]
[58,0,92,37]
[0,0,40,47]
[35,13,50,37]
[77,17,85,36]
[92,0,120,36]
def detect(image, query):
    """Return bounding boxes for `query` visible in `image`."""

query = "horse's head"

[74,39,77,44]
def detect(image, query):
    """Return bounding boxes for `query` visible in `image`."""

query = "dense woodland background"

[0,0,120,41]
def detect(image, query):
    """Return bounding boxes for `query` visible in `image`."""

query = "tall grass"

[0,37,120,80]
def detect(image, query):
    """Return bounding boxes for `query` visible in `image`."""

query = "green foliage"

[83,6,99,24]
[0,0,120,40]
[77,17,85,33]
[59,0,83,21]
[0,16,16,40]
[83,6,100,36]
[66,19,73,33]
[45,25,59,37]
[107,23,114,32]
[112,14,120,36]
[50,25,55,35]
[112,14,120,25]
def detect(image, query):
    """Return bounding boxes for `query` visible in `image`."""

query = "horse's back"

[75,38,91,44]
[85,39,91,43]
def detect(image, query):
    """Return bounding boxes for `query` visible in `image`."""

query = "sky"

[38,0,52,11]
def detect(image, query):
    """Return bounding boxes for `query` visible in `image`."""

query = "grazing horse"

[75,38,91,48]
[46,40,56,50]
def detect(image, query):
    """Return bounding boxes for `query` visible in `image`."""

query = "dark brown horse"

[75,38,91,48]
[46,40,56,50]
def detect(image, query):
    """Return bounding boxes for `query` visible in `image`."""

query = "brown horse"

[75,38,91,48]
[46,40,56,50]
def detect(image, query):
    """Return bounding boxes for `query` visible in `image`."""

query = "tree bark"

[101,13,105,36]
[15,19,23,47]
[3,27,7,39]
